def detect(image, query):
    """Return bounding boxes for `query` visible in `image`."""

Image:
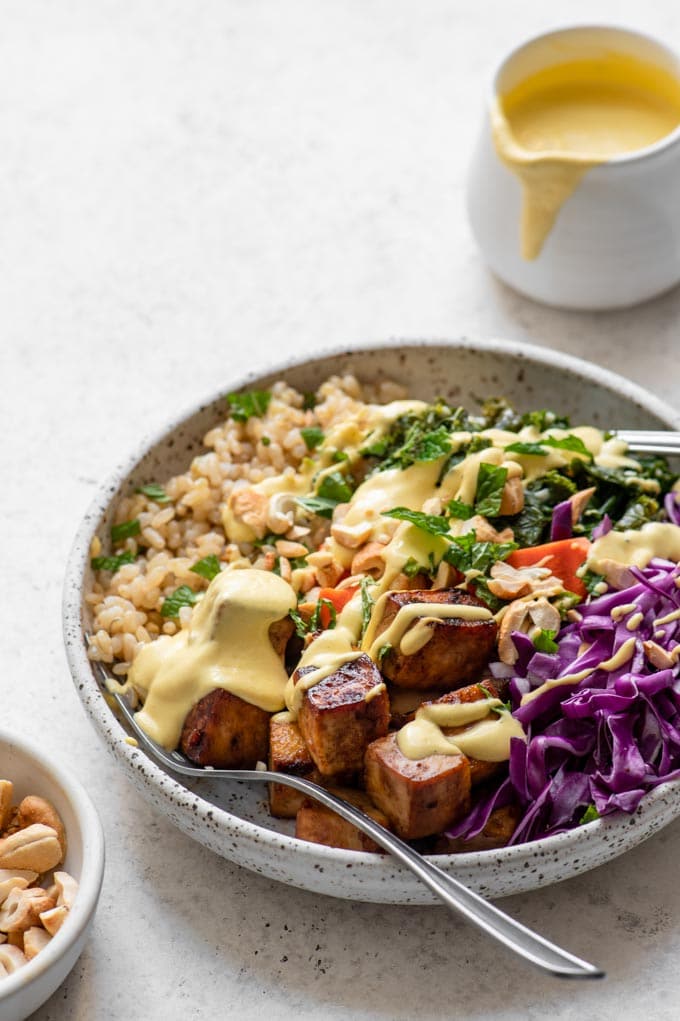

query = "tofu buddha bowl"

[63,340,680,903]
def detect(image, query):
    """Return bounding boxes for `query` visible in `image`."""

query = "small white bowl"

[467,25,680,309]
[0,730,104,1021]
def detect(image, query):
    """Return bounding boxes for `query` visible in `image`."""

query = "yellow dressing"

[397,702,525,762]
[127,567,297,749]
[588,522,680,572]
[492,53,680,259]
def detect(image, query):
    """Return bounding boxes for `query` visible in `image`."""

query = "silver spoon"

[109,689,604,979]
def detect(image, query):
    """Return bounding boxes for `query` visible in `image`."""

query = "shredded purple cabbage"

[665,492,680,526]
[591,513,613,540]
[550,499,573,541]
[447,559,680,846]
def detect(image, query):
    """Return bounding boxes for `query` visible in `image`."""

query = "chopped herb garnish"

[504,441,548,456]
[296,495,339,519]
[226,389,272,423]
[311,598,336,632]
[317,471,353,504]
[582,569,606,595]
[579,804,600,825]
[300,426,324,451]
[543,435,592,460]
[111,518,141,543]
[519,409,570,432]
[190,555,221,582]
[332,450,349,463]
[360,577,374,638]
[289,607,309,639]
[135,483,170,504]
[533,629,559,653]
[474,463,508,517]
[447,499,475,519]
[377,643,392,662]
[383,507,451,536]
[261,436,271,446]
[161,585,199,618]
[302,391,317,411]
[402,557,423,578]
[90,551,135,572]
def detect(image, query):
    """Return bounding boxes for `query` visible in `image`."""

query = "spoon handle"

[113,693,603,980]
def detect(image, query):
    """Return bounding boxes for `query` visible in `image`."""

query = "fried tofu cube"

[268,717,323,818]
[296,654,390,777]
[180,688,270,768]
[374,590,498,690]
[296,788,392,853]
[433,804,520,853]
[364,732,471,840]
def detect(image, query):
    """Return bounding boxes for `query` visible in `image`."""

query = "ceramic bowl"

[63,339,680,904]
[467,25,680,309]
[0,730,104,1021]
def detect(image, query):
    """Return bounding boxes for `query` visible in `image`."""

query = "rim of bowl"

[62,337,680,886]
[489,23,680,167]
[0,728,105,1002]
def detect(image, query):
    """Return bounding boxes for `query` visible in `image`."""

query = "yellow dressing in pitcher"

[492,52,680,259]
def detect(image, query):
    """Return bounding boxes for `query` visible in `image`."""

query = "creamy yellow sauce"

[397,699,525,762]
[492,53,680,258]
[126,568,296,748]
[588,522,680,573]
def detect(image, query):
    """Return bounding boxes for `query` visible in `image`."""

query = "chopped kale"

[443,532,517,574]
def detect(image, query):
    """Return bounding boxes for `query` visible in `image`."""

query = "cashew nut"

[24,926,52,961]
[39,905,69,937]
[15,796,67,858]
[0,783,13,832]
[0,944,27,973]
[0,887,56,933]
[0,871,36,906]
[0,824,63,873]
[53,872,79,910]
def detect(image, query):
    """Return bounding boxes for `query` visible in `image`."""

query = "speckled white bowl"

[0,730,104,1021]
[63,339,680,904]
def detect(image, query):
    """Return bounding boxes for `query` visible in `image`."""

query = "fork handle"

[173,760,604,979]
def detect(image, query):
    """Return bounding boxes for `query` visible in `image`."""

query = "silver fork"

[615,430,680,457]
[108,688,604,979]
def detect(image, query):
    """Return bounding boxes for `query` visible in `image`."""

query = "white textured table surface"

[3,2,680,1018]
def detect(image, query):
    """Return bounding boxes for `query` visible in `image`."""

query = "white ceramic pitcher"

[467,25,680,310]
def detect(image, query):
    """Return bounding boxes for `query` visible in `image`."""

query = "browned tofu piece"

[424,678,509,787]
[268,717,323,818]
[268,616,295,657]
[387,685,442,729]
[364,732,471,840]
[374,589,498,690]
[296,654,390,777]
[180,688,270,768]
[432,804,520,853]
[296,788,392,853]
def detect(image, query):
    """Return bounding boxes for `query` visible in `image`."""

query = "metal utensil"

[108,688,604,979]
[615,430,680,457]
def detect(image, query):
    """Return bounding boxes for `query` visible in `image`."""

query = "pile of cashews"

[0,780,78,978]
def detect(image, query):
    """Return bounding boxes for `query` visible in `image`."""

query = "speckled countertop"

[3,1,680,1018]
